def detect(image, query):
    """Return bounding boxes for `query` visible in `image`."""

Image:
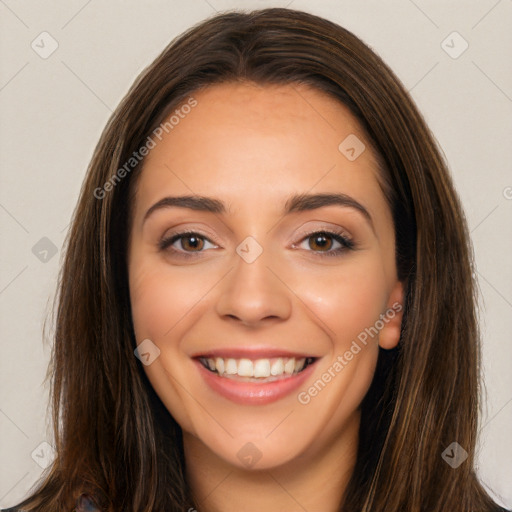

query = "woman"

[4,7,509,512]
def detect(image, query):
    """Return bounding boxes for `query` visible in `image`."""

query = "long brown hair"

[9,8,506,512]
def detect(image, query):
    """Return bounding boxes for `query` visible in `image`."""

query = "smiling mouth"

[197,356,317,382]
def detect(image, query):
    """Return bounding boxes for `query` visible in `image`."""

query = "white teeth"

[270,358,284,375]
[294,358,305,373]
[284,358,295,374]
[253,359,271,378]
[201,355,313,378]
[225,358,238,375]
[237,358,253,377]
[215,357,224,374]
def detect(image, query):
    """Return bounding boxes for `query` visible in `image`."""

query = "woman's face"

[127,82,403,470]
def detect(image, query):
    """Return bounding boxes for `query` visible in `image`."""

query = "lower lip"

[194,359,317,405]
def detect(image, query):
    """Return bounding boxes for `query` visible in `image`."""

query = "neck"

[184,412,360,512]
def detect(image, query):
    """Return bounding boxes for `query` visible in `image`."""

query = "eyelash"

[159,229,355,259]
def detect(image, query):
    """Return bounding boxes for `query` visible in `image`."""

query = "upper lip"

[191,347,319,359]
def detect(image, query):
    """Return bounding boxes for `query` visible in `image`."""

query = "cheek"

[129,258,211,342]
[290,259,385,448]
[292,255,389,347]
[129,265,173,342]
[128,256,211,431]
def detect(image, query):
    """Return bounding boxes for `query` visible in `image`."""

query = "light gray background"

[1,0,511,508]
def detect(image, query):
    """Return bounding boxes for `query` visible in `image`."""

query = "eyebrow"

[143,193,374,231]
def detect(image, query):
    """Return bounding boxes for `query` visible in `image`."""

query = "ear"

[378,280,404,349]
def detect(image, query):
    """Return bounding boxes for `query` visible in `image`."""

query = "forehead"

[133,81,386,217]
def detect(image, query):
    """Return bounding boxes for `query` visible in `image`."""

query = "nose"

[215,248,292,327]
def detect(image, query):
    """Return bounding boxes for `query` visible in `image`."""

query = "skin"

[127,81,404,512]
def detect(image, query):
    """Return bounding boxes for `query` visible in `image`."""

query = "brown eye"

[308,233,334,251]
[180,234,205,251]
[158,231,217,255]
[295,230,354,257]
